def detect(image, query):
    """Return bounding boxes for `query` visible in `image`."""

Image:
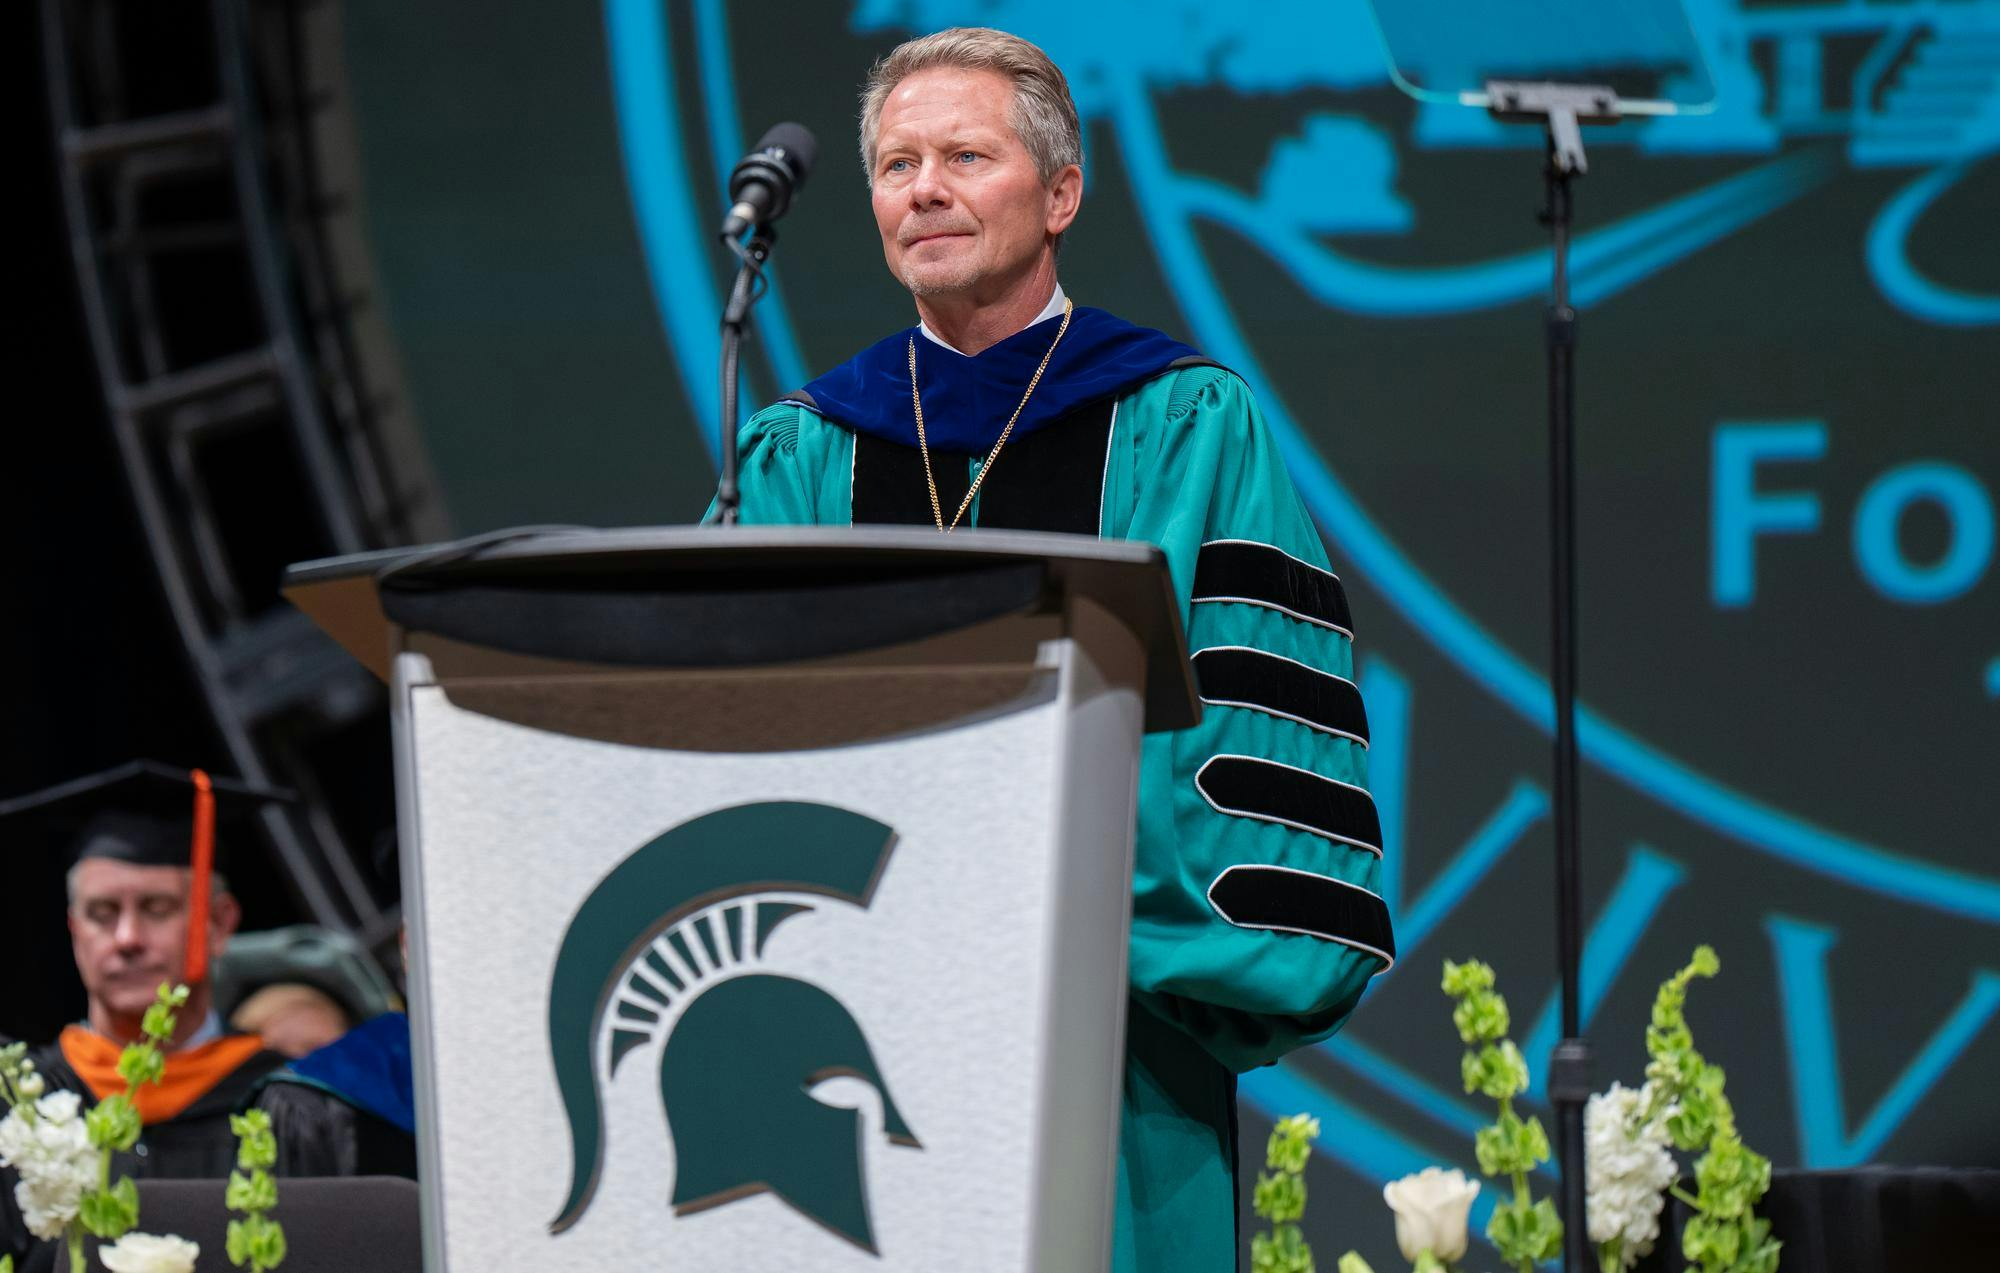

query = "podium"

[284,526,1198,1272]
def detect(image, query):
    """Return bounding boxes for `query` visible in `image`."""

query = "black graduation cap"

[0,761,295,983]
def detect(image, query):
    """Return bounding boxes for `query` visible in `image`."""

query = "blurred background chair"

[102,1177,424,1273]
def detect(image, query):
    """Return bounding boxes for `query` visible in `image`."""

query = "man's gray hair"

[66,863,231,908]
[858,27,1084,185]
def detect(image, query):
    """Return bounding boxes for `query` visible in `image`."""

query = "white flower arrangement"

[0,1089,99,1240]
[2,990,294,1273]
[1583,1082,1677,1270]
[1334,950,1775,1273]
[0,985,242,1273]
[1272,944,1776,1273]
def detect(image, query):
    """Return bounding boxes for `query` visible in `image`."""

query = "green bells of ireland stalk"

[1442,959,1563,1273]
[226,1108,288,1272]
[72,984,190,1268]
[1639,947,1780,1273]
[81,984,188,1273]
[1251,1113,1322,1273]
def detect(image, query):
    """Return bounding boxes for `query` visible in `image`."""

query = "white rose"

[99,1232,201,1273]
[1383,1165,1480,1263]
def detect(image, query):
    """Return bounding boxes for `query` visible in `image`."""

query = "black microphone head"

[723,123,819,241]
[753,122,817,189]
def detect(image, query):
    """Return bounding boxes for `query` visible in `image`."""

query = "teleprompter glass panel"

[1363,0,1716,112]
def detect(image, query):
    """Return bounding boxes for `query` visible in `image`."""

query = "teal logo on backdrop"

[601,0,1998,1257]
[547,802,918,1252]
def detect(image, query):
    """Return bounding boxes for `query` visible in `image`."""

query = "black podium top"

[283,526,1199,732]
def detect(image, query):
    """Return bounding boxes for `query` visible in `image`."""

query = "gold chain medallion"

[908,297,1075,533]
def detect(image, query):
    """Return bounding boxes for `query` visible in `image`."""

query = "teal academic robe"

[728,362,1393,1271]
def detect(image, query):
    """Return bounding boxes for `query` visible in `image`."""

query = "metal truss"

[40,0,442,957]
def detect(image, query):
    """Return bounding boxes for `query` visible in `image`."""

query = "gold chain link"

[909,297,1075,533]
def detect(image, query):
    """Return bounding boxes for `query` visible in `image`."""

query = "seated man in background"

[0,762,352,1265]
[256,1005,417,1181]
[252,919,417,1180]
[216,920,404,1061]
[229,982,353,1060]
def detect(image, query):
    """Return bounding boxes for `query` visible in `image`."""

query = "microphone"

[719,122,818,243]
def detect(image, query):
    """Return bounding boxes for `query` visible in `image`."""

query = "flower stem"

[66,1226,84,1273]
[1669,1183,1702,1211]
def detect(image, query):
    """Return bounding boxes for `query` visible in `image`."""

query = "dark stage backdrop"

[334,1,1996,1264]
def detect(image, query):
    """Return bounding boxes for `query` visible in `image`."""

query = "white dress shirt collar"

[918,283,1067,356]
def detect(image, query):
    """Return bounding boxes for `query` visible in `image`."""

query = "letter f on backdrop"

[1712,422,1827,607]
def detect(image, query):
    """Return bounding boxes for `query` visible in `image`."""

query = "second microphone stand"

[1487,78,1619,1273]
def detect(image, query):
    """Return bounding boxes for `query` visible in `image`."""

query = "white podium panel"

[396,625,1143,1271]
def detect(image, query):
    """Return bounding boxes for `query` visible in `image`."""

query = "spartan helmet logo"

[546,802,919,1251]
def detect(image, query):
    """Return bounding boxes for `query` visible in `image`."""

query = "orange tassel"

[185,769,215,984]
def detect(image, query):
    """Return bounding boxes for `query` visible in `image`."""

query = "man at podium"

[726,27,1397,1273]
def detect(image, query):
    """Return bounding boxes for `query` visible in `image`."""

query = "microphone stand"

[1486,79,1617,1273]
[714,223,777,527]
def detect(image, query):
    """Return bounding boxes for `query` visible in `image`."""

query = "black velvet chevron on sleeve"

[1190,540,1352,637]
[1196,755,1383,856]
[1192,647,1369,746]
[1207,864,1395,966]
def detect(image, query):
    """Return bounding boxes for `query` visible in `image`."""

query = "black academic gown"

[1,1035,347,1267]
[255,1078,418,1180]
[246,1011,419,1181]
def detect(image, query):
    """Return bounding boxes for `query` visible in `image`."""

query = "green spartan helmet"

[664,975,918,1248]
[546,802,920,1251]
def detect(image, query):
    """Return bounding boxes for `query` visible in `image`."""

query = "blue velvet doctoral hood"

[794,306,1201,452]
[290,1010,415,1134]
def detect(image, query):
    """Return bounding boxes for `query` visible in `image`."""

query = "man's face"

[67,859,236,1019]
[870,67,1078,299]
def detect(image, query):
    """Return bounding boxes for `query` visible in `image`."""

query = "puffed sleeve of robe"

[703,403,854,525]
[1106,365,1393,1073]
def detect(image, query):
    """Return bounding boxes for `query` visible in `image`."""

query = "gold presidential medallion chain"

[908,297,1075,533]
